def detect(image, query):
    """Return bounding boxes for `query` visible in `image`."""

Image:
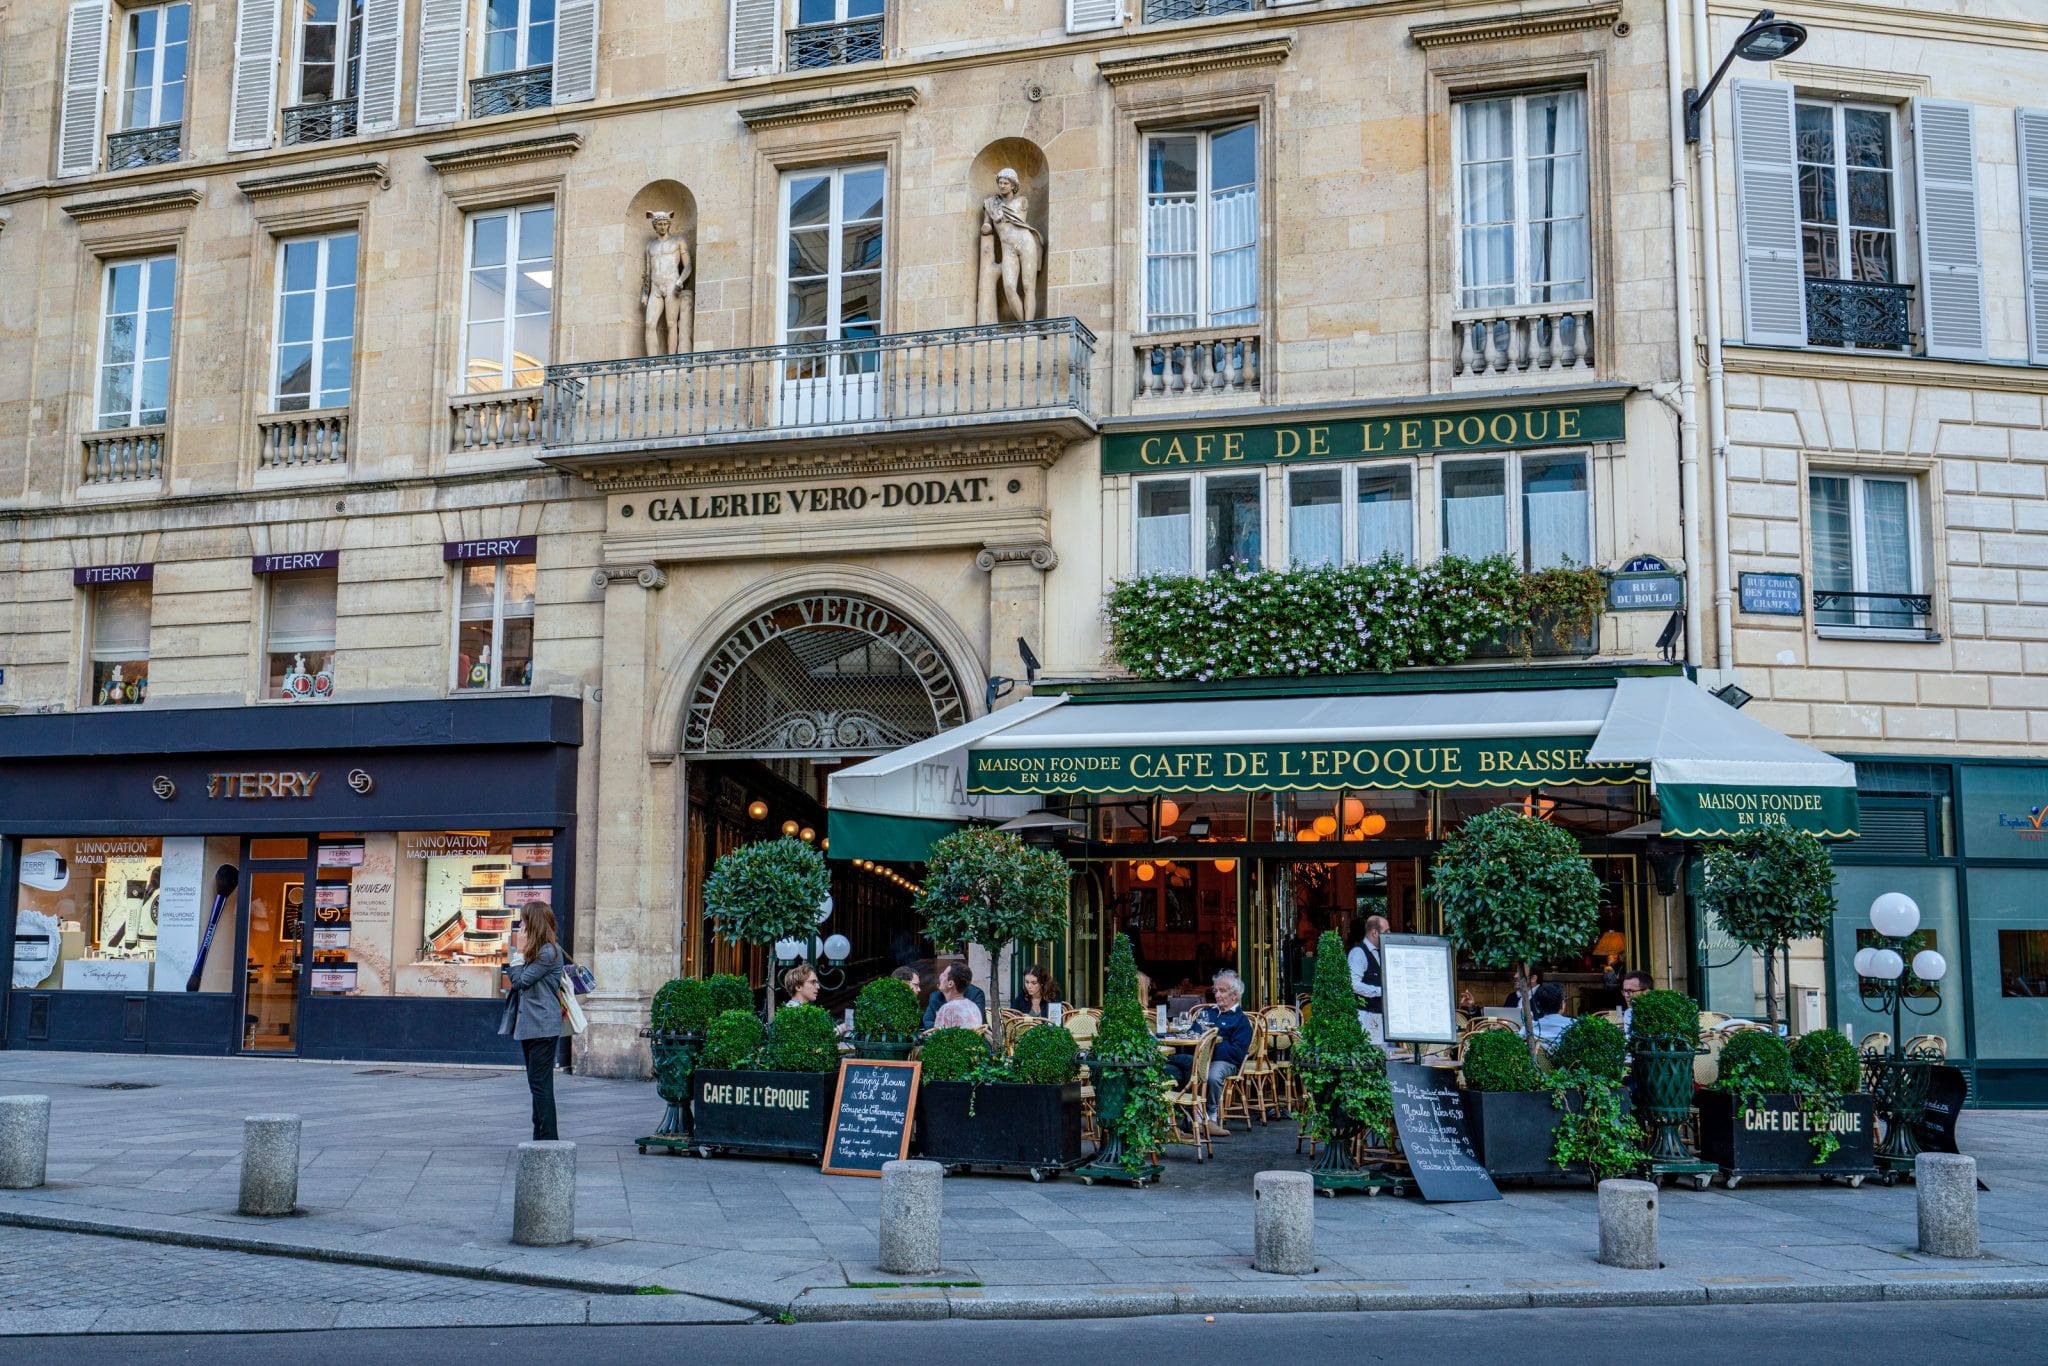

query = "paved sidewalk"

[4,1050,2047,1328]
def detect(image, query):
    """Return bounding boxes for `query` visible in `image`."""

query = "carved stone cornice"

[424,132,586,175]
[976,542,1058,573]
[62,186,203,224]
[552,427,1081,492]
[738,87,920,132]
[1097,37,1294,87]
[237,160,390,199]
[1409,2,1622,48]
[592,564,668,590]
[1767,62,1931,100]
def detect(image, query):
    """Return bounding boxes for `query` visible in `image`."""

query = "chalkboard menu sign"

[1385,1061,1500,1203]
[822,1059,922,1177]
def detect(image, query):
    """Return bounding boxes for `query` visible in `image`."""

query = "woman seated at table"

[1012,964,1062,1016]
[1164,971,1252,1137]
[930,964,985,1031]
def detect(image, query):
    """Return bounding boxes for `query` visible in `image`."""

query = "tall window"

[121,3,190,130]
[463,205,555,392]
[266,571,339,700]
[798,0,883,24]
[1442,452,1590,568]
[781,164,886,352]
[273,233,359,412]
[1144,123,1258,332]
[1811,472,1925,631]
[294,0,365,104]
[484,0,556,74]
[1797,101,1900,284]
[89,583,152,707]
[1286,466,1415,568]
[455,558,537,691]
[1455,90,1589,309]
[1134,474,1262,576]
[97,256,176,430]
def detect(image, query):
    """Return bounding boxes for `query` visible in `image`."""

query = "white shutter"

[415,0,468,125]
[57,0,109,178]
[1913,98,1988,361]
[358,0,406,132]
[2019,110,2048,366]
[1067,0,1125,33]
[729,0,779,78]
[552,0,599,104]
[228,0,282,152]
[1731,79,1808,348]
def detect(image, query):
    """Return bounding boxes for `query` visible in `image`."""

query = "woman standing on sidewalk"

[500,903,564,1141]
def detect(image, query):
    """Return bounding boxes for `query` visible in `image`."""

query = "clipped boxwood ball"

[1462,1029,1545,1093]
[764,1003,841,1075]
[919,1027,993,1082]
[1010,1024,1080,1086]
[701,1009,765,1071]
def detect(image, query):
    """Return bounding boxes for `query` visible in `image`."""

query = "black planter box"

[1696,1089,1877,1182]
[1463,1087,1632,1180]
[691,1068,838,1160]
[916,1080,1085,1177]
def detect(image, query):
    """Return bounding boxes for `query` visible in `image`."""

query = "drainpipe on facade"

[1664,0,1706,669]
[1692,0,1738,673]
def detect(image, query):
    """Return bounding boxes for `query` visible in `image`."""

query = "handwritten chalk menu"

[1385,1061,1499,1203]
[1381,933,1459,1045]
[822,1059,921,1177]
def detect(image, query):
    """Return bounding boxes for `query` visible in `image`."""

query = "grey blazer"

[499,943,564,1041]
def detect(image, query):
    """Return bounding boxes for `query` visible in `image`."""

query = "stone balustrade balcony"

[80,426,166,487]
[257,409,350,473]
[1132,325,1263,400]
[1452,303,1596,380]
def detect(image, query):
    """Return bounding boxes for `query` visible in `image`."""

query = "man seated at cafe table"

[1165,971,1253,1137]
[1521,982,1575,1051]
[930,964,986,1032]
[921,962,987,1030]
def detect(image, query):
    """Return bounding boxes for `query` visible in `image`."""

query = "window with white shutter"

[1731,79,1808,349]
[1067,0,1124,32]
[1912,98,1987,361]
[228,0,283,152]
[729,0,780,78]
[358,0,406,133]
[472,0,558,115]
[2019,110,2048,367]
[551,0,600,105]
[415,0,468,124]
[284,0,389,143]
[57,0,110,178]
[1793,98,1912,351]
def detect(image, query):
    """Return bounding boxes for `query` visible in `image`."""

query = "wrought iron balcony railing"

[469,66,553,118]
[787,17,885,69]
[542,318,1096,455]
[1145,0,1255,21]
[1813,588,1933,634]
[1806,278,1913,351]
[283,99,359,146]
[106,124,181,171]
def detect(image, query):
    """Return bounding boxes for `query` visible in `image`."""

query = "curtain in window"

[1860,479,1913,594]
[1526,91,1590,303]
[1146,135,1199,332]
[1288,471,1343,567]
[1137,481,1192,576]
[1810,475,1854,626]
[1443,462,1507,559]
[1522,455,1589,568]
[269,573,339,652]
[92,585,152,660]
[1458,99,1516,309]
[1356,469,1413,563]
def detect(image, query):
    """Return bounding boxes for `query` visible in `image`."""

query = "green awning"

[823,810,967,863]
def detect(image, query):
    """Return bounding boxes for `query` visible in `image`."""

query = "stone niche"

[626,179,699,358]
[969,138,1050,326]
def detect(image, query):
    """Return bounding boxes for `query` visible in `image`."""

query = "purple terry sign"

[442,536,537,562]
[251,550,340,575]
[73,563,155,587]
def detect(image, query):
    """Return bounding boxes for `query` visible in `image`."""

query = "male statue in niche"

[642,210,694,356]
[977,168,1044,325]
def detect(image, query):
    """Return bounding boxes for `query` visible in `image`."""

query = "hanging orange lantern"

[1312,814,1338,837]
[1213,858,1237,873]
[1362,812,1388,836]
[1341,797,1365,826]
[1135,863,1156,882]
[1158,799,1181,828]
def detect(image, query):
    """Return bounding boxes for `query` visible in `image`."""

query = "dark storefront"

[2,697,579,1064]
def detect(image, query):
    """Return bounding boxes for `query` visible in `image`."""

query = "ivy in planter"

[920,1027,996,1083]
[701,1009,766,1071]
[763,1003,841,1075]
[1791,1029,1862,1096]
[1296,929,1394,1144]
[1011,1025,1081,1086]
[1546,1017,1646,1181]
[1627,989,1703,1051]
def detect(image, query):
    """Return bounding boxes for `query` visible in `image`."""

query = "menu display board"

[1385,1061,1499,1203]
[822,1060,921,1177]
[1381,933,1459,1046]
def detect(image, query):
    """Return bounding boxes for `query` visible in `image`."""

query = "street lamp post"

[1853,892,1948,1179]
[1684,9,1809,142]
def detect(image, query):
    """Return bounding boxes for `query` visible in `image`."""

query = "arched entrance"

[680,592,970,983]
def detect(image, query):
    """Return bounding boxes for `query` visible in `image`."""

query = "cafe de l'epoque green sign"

[1101,399,1627,475]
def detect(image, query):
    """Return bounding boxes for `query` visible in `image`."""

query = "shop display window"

[454,557,536,691]
[11,835,238,992]
[265,570,339,701]
[89,581,152,707]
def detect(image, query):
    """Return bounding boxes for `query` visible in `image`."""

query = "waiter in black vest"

[1347,915,1388,1046]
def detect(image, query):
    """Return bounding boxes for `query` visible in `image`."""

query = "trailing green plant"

[1792,1029,1863,1096]
[853,977,922,1042]
[915,828,1069,1041]
[763,1003,841,1075]
[707,974,755,1018]
[919,1027,995,1083]
[1296,930,1393,1143]
[1089,934,1175,1174]
[650,977,714,1036]
[1516,564,1608,655]
[1627,989,1701,1050]
[701,1009,765,1071]
[1009,1024,1081,1086]
[1103,555,1529,681]
[1698,827,1837,1031]
[1548,1071,1648,1180]
[1461,1029,1545,1093]
[704,838,832,958]
[1433,807,1602,1055]
[1548,1015,1628,1083]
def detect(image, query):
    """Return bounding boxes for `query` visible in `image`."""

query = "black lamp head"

[1735,11,1807,62]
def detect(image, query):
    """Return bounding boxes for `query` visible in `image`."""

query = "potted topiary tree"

[707,973,755,1019]
[1697,827,1837,1032]
[1697,1029,1875,1186]
[852,976,922,1061]
[1433,806,1602,1055]
[916,1022,1086,1180]
[1076,934,1171,1187]
[688,1003,843,1161]
[704,839,831,1019]
[639,977,714,1155]
[1626,988,1717,1187]
[914,827,1070,1044]
[1296,929,1397,1195]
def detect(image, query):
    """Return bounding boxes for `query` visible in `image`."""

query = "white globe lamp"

[1867,947,1905,981]
[823,933,851,962]
[1912,949,1948,984]
[1853,947,1880,979]
[1868,892,1920,939]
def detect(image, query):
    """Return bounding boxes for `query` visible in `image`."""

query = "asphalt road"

[35,1300,2048,1364]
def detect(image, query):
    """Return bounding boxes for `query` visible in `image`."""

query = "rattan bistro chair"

[1165,1030,1220,1161]
[1218,1014,1271,1129]
[1063,1008,1102,1141]
[1261,1005,1301,1114]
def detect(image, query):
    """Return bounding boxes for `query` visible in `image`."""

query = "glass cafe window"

[454,557,536,691]
[265,570,339,701]
[1133,473,1263,576]
[88,581,152,707]
[1442,452,1590,568]
[12,835,238,992]
[1286,465,1415,567]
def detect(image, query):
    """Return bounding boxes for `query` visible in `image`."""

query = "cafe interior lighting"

[781,820,800,837]
[1341,797,1365,826]
[1158,798,1181,828]
[1361,812,1388,836]
[1136,862,1155,882]
[1213,858,1237,873]
[799,826,816,843]
[747,799,769,821]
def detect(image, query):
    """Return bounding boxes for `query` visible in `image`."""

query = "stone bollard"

[1253,1170,1315,1274]
[238,1115,301,1216]
[878,1159,943,1275]
[0,1095,52,1190]
[1917,1153,1980,1258]
[1597,1178,1660,1269]
[513,1140,577,1247]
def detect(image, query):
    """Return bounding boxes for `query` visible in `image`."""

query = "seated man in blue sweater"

[1165,970,1253,1136]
